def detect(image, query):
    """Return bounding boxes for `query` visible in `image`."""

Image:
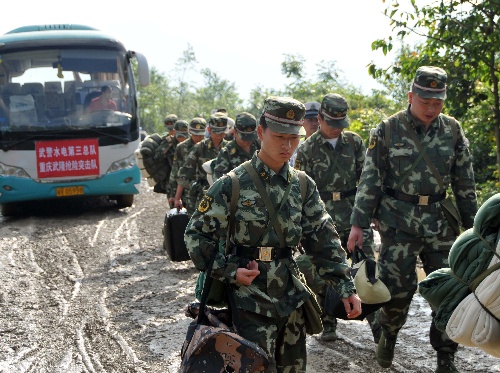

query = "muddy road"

[0,180,498,372]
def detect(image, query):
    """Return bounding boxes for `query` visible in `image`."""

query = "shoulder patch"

[368,135,378,150]
[197,194,213,213]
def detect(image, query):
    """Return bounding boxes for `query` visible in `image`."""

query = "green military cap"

[262,96,305,135]
[189,117,207,135]
[164,113,178,129]
[208,112,228,134]
[413,66,447,100]
[235,112,257,141]
[174,120,189,139]
[320,93,350,129]
[174,119,189,131]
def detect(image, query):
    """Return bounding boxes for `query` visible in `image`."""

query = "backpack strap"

[226,171,239,254]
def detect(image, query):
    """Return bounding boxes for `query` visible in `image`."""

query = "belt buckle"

[332,192,341,201]
[418,195,430,205]
[258,247,273,261]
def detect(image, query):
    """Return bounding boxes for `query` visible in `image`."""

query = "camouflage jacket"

[294,130,365,231]
[168,137,197,192]
[351,108,477,236]
[177,137,228,188]
[185,153,355,319]
[212,139,260,181]
[162,135,181,194]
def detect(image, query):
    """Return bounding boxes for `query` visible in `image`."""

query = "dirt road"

[0,180,498,372]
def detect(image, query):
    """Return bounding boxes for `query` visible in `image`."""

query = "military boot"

[320,320,338,342]
[376,334,396,368]
[435,353,459,373]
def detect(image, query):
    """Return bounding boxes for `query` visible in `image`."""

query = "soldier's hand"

[168,197,175,208]
[235,260,260,286]
[174,198,183,209]
[347,225,364,252]
[342,293,362,319]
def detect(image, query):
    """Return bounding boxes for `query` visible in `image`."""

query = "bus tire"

[1,203,18,217]
[114,194,134,208]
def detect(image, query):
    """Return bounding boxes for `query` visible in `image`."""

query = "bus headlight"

[0,162,30,178]
[107,154,137,173]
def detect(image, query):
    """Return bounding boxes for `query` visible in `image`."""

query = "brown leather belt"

[319,188,357,202]
[384,187,446,206]
[233,246,293,261]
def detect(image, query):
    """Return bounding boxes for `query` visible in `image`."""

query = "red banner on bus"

[36,138,100,178]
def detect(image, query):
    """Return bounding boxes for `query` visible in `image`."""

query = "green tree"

[137,66,173,134]
[369,0,500,192]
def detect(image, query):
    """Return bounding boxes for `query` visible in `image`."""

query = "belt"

[233,246,293,261]
[383,187,446,206]
[319,188,357,202]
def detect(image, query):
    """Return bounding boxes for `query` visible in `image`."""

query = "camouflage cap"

[320,93,350,128]
[413,66,447,100]
[208,112,228,134]
[304,101,320,118]
[174,120,189,139]
[189,117,207,135]
[164,114,178,125]
[262,96,305,135]
[174,119,189,132]
[235,112,257,141]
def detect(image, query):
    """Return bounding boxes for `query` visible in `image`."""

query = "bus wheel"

[114,195,134,208]
[1,203,18,217]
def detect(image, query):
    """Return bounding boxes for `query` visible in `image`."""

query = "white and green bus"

[0,24,150,216]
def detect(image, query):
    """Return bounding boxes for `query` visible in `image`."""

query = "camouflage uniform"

[351,67,477,367]
[295,124,376,338]
[212,139,260,181]
[177,113,229,210]
[212,112,261,181]
[185,96,358,372]
[169,138,195,212]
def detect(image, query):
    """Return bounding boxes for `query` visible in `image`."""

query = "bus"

[0,24,150,216]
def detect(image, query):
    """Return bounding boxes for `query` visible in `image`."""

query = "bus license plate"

[56,186,85,197]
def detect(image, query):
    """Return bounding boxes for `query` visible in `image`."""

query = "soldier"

[185,96,361,372]
[175,112,229,211]
[212,112,260,182]
[302,101,320,138]
[164,113,178,136]
[347,66,478,373]
[294,93,377,342]
[289,101,319,166]
[169,117,207,213]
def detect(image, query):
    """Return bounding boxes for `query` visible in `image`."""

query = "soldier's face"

[408,92,444,126]
[318,116,343,139]
[303,116,319,137]
[191,134,205,143]
[257,125,300,170]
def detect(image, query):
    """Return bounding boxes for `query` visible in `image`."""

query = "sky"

[1,0,409,104]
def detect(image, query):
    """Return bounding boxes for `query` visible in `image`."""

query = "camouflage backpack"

[139,133,174,189]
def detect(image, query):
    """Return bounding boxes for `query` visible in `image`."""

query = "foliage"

[369,0,500,182]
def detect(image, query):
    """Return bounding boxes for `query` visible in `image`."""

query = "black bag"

[162,208,190,262]
[180,254,269,372]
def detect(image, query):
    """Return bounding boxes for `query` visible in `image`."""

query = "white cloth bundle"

[446,236,500,357]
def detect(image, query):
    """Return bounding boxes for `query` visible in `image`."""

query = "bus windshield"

[0,48,134,134]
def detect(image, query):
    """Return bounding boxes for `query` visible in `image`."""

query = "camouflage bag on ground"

[181,250,269,372]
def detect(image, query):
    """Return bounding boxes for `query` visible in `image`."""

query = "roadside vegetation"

[136,0,499,205]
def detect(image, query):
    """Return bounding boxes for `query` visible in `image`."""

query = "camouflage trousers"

[235,307,307,373]
[370,221,458,354]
